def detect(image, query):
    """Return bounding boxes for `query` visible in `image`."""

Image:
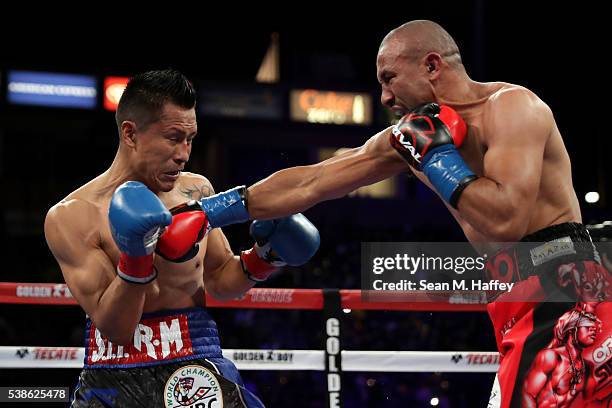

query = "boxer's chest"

[97,194,207,283]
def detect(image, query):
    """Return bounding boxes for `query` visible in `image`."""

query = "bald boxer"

[210,21,610,407]
[44,69,319,407]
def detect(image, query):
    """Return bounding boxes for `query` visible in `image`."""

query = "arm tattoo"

[180,183,214,200]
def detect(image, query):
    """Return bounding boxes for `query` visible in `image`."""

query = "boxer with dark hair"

[45,69,320,407]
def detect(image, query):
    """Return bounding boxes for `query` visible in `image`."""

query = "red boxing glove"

[438,104,467,147]
[240,245,285,282]
[156,201,210,262]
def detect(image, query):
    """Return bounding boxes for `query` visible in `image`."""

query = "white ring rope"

[0,346,499,372]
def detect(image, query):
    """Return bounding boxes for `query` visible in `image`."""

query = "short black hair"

[116,69,196,130]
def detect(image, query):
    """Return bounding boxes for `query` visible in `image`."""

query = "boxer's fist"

[390,103,467,169]
[390,103,476,208]
[109,181,171,283]
[240,214,320,281]
[156,201,210,262]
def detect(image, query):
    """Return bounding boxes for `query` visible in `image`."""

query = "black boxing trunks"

[485,222,611,407]
[71,308,265,407]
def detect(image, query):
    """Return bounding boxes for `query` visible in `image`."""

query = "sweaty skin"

[245,21,601,408]
[45,103,255,345]
[247,23,580,250]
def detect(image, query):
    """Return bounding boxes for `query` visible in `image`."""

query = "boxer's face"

[132,103,197,192]
[377,40,432,116]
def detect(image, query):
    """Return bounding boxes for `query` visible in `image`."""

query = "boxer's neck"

[103,146,160,195]
[432,69,488,106]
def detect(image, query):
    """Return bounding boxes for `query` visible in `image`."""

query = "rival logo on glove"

[390,114,437,167]
[391,127,421,164]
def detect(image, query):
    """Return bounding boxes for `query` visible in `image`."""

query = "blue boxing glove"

[109,181,172,283]
[240,213,320,282]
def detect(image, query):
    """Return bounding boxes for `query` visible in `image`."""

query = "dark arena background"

[0,3,610,408]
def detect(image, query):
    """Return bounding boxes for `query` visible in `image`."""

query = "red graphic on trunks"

[557,261,611,302]
[521,303,603,407]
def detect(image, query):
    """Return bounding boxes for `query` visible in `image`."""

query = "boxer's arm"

[247,126,410,219]
[176,174,254,299]
[203,228,255,300]
[45,200,147,345]
[456,89,552,241]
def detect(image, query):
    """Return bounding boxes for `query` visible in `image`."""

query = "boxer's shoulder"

[174,172,215,201]
[177,171,212,187]
[49,191,105,222]
[45,197,104,242]
[45,180,108,243]
[481,84,553,140]
[44,201,105,263]
[485,83,548,114]
[51,174,115,213]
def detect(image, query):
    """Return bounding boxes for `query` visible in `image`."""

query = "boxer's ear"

[120,121,137,148]
[423,52,442,79]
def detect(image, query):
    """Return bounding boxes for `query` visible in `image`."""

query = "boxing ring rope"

[0,282,498,405]
[0,346,499,372]
[0,282,487,311]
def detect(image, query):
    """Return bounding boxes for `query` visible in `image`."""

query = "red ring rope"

[0,282,486,311]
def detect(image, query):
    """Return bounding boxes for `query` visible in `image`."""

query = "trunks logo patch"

[164,365,223,408]
[529,237,575,266]
[87,314,194,366]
